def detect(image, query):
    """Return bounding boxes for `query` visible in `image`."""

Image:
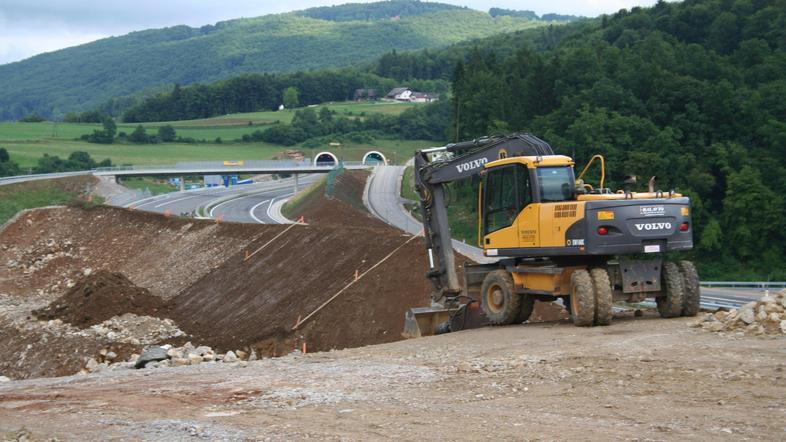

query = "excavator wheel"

[678,261,701,317]
[656,262,685,318]
[515,295,536,324]
[570,270,595,327]
[590,268,613,326]
[480,270,521,325]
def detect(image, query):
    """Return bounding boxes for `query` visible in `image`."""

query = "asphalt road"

[365,165,492,263]
[123,175,319,224]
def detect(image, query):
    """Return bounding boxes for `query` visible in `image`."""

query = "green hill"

[0,1,552,121]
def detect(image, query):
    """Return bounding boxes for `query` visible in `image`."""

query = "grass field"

[0,101,431,169]
[0,176,101,225]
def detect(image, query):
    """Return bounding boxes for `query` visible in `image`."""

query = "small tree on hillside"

[0,147,9,163]
[84,117,116,144]
[283,87,299,109]
[157,124,176,142]
[129,125,150,143]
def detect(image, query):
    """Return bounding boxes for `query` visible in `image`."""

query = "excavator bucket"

[402,303,488,338]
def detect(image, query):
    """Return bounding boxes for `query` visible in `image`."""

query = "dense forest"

[440,0,785,279]
[0,1,551,121]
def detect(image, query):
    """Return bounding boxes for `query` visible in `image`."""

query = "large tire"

[515,295,536,323]
[590,268,613,326]
[481,270,521,325]
[678,260,701,317]
[657,262,684,318]
[570,270,595,327]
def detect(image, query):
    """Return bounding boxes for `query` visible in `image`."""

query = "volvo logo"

[455,158,488,173]
[635,222,672,231]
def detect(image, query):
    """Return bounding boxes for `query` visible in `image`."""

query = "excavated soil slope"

[0,189,433,377]
[0,170,563,379]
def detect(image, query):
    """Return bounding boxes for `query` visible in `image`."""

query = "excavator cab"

[478,156,578,253]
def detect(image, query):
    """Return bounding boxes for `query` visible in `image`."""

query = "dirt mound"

[287,170,389,228]
[33,270,170,328]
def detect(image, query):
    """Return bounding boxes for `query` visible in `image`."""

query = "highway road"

[365,165,493,263]
[122,175,320,224]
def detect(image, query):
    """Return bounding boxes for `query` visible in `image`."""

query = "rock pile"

[86,313,185,345]
[4,238,79,275]
[694,289,786,336]
[82,342,258,373]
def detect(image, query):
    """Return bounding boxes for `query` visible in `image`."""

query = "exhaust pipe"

[648,176,657,192]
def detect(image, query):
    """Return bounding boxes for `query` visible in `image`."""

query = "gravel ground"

[1,313,784,440]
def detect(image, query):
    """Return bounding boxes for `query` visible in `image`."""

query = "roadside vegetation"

[0,177,101,225]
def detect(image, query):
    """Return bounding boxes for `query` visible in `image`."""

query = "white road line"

[153,195,198,208]
[249,199,272,224]
[209,198,239,218]
[265,197,278,222]
[125,194,167,208]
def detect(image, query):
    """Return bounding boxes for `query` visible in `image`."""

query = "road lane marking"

[265,197,278,222]
[153,195,199,208]
[249,199,272,224]
[208,197,240,218]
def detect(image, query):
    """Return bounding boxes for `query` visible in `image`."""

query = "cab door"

[482,164,537,250]
[516,168,539,248]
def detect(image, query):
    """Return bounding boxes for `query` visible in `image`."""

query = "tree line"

[445,0,786,279]
[122,71,447,123]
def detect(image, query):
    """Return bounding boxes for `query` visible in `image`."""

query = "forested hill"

[441,0,785,278]
[0,1,554,121]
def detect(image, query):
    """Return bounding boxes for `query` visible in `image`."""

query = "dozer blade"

[402,303,488,339]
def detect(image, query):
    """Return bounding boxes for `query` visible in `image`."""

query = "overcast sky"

[0,0,658,65]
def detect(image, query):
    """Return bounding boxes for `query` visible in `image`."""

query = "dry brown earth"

[0,314,784,440]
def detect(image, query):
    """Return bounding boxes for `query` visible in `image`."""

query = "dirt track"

[1,314,784,440]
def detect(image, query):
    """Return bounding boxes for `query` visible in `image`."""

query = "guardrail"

[0,171,90,185]
[700,281,786,288]
[92,160,368,173]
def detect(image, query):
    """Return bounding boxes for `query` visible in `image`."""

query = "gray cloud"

[0,0,657,65]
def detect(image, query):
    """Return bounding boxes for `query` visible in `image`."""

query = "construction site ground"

[2,315,785,440]
[0,172,783,439]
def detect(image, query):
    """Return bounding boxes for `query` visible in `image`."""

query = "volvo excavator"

[403,133,700,337]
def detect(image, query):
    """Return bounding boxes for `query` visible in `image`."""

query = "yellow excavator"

[404,133,700,337]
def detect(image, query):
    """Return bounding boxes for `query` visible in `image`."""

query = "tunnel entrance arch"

[362,151,387,165]
[314,152,339,167]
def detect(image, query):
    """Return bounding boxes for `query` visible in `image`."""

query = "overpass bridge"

[92,158,375,191]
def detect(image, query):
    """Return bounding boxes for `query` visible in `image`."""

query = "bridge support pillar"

[293,173,299,194]
[179,176,185,192]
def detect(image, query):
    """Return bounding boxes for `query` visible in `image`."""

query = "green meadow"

[0,101,429,169]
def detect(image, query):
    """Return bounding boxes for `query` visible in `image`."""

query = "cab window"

[537,167,575,202]
[484,165,531,235]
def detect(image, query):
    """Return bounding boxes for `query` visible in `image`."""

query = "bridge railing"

[92,159,369,173]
